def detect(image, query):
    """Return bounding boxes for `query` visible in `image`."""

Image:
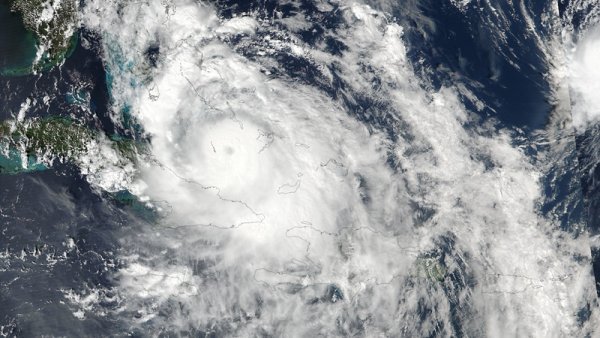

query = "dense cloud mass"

[569,26,600,130]
[44,0,598,337]
[25,0,598,336]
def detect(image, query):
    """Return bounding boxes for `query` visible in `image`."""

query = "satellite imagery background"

[1,0,600,336]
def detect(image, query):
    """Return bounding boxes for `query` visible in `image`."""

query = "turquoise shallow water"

[0,148,47,174]
[0,3,38,75]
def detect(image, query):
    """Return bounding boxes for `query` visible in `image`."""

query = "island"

[1,0,77,75]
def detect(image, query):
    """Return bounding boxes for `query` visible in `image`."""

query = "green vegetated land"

[0,0,77,76]
[0,116,159,220]
[416,256,447,282]
[0,1,155,217]
[0,117,140,174]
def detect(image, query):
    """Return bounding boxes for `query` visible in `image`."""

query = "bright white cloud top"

[68,0,600,336]
[569,27,600,131]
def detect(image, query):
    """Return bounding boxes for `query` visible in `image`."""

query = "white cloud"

[78,0,598,336]
[569,27,600,131]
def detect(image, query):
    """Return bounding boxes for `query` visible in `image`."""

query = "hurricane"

[2,0,600,336]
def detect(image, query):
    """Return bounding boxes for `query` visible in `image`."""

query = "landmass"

[0,117,139,174]
[4,0,77,74]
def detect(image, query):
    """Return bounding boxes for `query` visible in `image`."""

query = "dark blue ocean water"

[0,27,136,335]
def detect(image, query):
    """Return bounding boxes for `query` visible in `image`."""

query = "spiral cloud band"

[64,0,600,336]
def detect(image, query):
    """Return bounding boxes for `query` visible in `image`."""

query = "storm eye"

[144,44,160,68]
